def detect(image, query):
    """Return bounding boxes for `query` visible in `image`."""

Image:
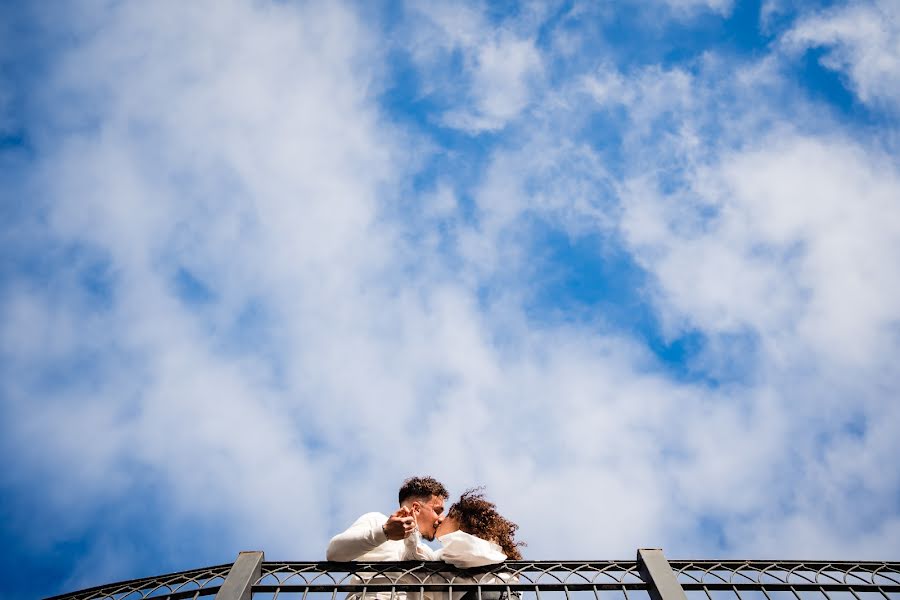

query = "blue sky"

[2,1,900,598]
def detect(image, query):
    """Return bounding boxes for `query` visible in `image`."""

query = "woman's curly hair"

[447,488,525,560]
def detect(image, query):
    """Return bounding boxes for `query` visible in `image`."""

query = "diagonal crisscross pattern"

[669,560,900,600]
[44,558,900,600]
[44,563,232,600]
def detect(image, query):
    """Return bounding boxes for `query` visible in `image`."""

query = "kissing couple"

[326,475,523,567]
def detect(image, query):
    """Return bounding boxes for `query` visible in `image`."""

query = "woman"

[403,489,523,600]
[433,488,524,565]
[404,488,524,564]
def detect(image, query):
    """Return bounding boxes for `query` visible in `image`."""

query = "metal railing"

[45,550,900,600]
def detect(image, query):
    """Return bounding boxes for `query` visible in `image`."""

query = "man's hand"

[382,507,416,541]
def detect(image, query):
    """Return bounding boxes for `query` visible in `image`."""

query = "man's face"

[411,495,445,541]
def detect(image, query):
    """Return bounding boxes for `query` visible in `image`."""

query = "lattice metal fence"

[44,551,900,600]
[670,560,900,600]
[44,562,232,600]
[254,559,647,600]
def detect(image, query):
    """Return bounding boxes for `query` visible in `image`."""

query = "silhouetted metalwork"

[44,551,900,600]
[43,562,232,600]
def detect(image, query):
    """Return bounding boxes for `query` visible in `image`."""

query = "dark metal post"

[215,551,264,600]
[638,549,688,600]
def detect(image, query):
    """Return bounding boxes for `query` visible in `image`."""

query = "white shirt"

[326,511,434,562]
[401,530,512,600]
[432,530,507,567]
[327,513,509,567]
[327,512,437,600]
[401,530,507,567]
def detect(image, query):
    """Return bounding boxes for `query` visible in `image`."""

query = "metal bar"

[638,549,689,600]
[44,564,232,600]
[252,583,652,592]
[63,588,221,600]
[679,584,900,592]
[215,551,264,600]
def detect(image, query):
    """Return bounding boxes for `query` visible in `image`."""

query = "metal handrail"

[44,551,900,600]
[44,562,233,600]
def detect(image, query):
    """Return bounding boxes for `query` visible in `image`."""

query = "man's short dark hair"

[398,476,449,505]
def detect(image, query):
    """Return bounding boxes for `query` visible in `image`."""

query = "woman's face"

[435,515,460,538]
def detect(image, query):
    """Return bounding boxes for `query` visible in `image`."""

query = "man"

[326,476,449,561]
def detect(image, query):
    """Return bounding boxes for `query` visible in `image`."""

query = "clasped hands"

[382,506,418,541]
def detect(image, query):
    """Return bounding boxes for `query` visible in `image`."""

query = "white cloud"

[442,32,542,131]
[3,0,399,575]
[782,0,900,109]
[406,1,543,133]
[621,134,900,372]
[435,44,900,558]
[657,0,734,18]
[593,68,900,556]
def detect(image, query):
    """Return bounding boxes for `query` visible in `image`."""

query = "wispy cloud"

[782,0,900,108]
[404,0,543,132]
